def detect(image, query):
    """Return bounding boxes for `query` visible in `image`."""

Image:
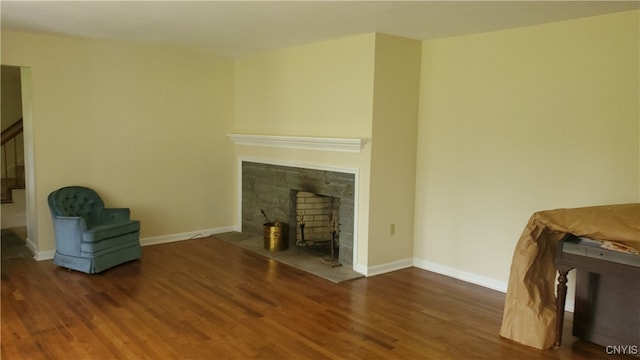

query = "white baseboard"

[35,250,56,261]
[354,264,368,275]
[413,258,508,293]
[28,237,55,261]
[140,225,238,246]
[412,258,575,312]
[33,225,239,261]
[364,258,414,277]
[359,257,508,292]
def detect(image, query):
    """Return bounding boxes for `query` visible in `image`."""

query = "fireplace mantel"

[227,133,368,153]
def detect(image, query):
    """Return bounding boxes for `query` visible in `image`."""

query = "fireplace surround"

[241,161,355,267]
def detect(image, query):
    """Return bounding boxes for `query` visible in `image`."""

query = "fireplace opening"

[292,191,341,267]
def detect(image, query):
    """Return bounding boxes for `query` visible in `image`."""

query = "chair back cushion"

[48,186,105,225]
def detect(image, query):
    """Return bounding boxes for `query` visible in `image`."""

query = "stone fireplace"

[241,161,355,267]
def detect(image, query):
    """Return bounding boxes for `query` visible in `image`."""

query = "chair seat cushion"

[80,233,140,256]
[83,220,140,243]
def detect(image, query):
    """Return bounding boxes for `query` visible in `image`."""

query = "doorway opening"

[1,65,35,257]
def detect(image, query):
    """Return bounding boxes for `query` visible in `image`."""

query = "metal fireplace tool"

[296,216,342,268]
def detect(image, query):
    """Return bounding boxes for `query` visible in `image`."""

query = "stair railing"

[1,119,25,203]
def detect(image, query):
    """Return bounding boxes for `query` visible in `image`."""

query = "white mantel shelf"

[227,133,368,153]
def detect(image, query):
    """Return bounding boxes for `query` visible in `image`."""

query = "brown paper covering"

[499,203,640,349]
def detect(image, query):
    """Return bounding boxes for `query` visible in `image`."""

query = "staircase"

[1,119,25,204]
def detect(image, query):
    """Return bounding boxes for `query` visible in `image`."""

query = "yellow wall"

[235,33,376,138]
[1,31,237,253]
[367,34,421,267]
[414,10,640,284]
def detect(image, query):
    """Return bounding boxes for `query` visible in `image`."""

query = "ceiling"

[2,1,638,58]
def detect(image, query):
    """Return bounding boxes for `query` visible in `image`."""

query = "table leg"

[555,269,570,347]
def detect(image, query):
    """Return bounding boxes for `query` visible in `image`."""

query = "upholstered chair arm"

[100,208,131,222]
[51,216,87,256]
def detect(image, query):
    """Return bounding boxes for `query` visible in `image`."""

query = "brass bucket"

[263,222,288,251]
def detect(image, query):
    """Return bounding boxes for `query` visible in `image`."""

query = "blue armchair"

[48,186,141,274]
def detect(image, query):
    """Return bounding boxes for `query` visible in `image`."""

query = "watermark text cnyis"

[605,345,638,356]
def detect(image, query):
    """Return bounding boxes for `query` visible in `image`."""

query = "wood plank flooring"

[1,235,634,359]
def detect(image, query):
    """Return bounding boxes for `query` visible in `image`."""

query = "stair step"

[1,176,25,204]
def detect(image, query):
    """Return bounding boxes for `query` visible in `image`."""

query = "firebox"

[293,191,339,246]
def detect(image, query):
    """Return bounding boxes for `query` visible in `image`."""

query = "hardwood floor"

[1,235,634,359]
